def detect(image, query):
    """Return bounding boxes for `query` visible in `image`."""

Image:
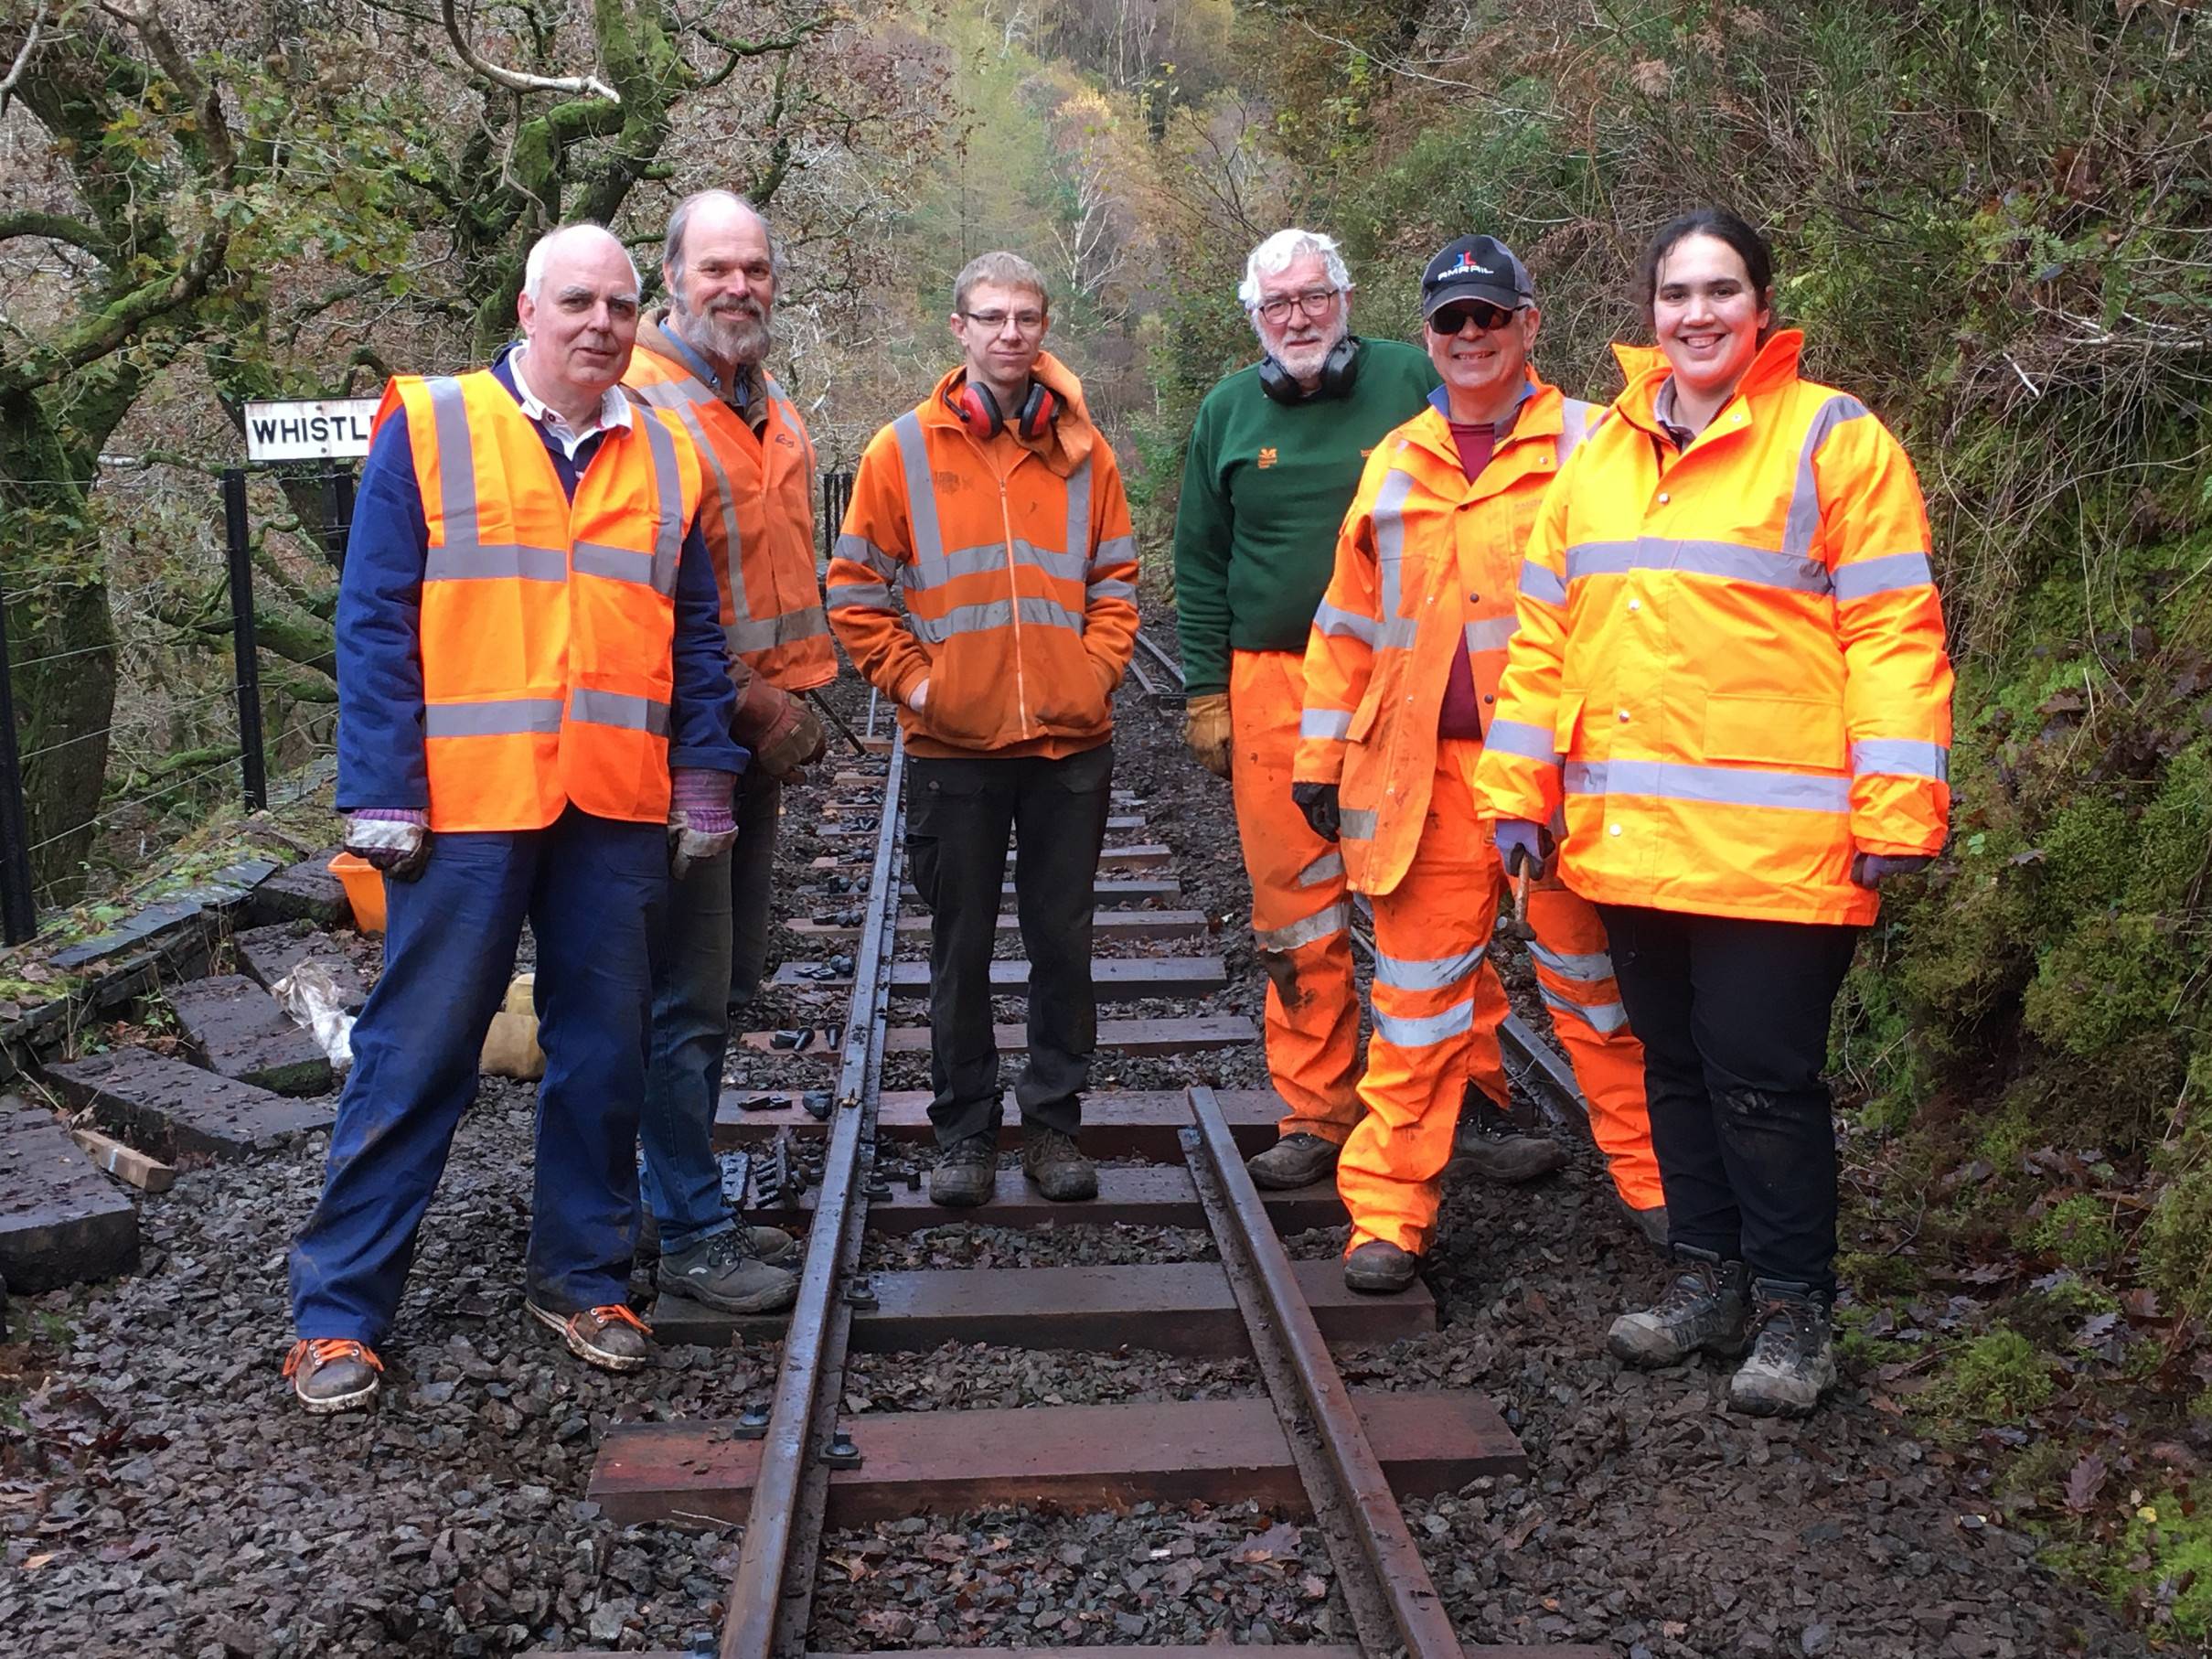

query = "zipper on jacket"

[999,471,1032,737]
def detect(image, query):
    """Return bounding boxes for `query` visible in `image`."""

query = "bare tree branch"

[98,0,237,182]
[0,210,112,258]
[0,0,44,112]
[0,229,228,398]
[443,0,619,104]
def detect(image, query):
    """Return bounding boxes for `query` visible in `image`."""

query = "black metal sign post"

[0,594,38,945]
[221,468,270,811]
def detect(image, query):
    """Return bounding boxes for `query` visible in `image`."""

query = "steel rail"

[719,737,907,1659]
[1129,626,1187,694]
[1183,1084,1465,1659]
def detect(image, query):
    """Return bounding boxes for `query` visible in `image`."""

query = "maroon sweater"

[1436,421,1496,738]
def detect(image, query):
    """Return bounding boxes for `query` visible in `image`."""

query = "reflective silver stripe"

[1312,603,1377,645]
[1851,739,1949,781]
[1373,466,1416,618]
[573,541,679,596]
[624,376,715,411]
[422,544,567,583]
[911,538,1088,589]
[892,413,944,568]
[827,579,892,610]
[423,376,481,554]
[1092,533,1137,570]
[1556,398,1597,464]
[1065,455,1093,576]
[727,608,829,654]
[1300,708,1353,741]
[569,688,671,735]
[1339,806,1377,840]
[1464,615,1518,654]
[1528,938,1615,983]
[1783,394,1872,562]
[1540,982,1630,1034]
[1483,717,1560,765]
[665,398,750,616]
[1375,941,1487,992]
[834,533,902,581]
[1373,997,1475,1050]
[1087,577,1137,602]
[1565,537,1831,596]
[424,697,563,737]
[1519,559,1568,607]
[911,596,1084,644]
[1298,849,1343,888]
[1833,551,1934,603]
[1566,758,1851,813]
[634,406,689,587]
[1254,901,1351,951]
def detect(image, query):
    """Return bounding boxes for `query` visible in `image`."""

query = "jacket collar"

[1610,328,1806,437]
[635,313,769,414]
[919,349,1097,475]
[1398,373,1565,468]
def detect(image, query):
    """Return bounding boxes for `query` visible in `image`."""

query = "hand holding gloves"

[1183,692,1232,779]
[668,769,740,882]
[345,810,432,883]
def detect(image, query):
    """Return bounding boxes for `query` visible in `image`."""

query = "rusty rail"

[718,736,906,1659]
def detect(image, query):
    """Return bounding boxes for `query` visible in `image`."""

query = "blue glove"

[1852,851,1933,888]
[1495,819,1551,881]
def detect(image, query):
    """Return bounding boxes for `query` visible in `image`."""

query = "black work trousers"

[906,742,1115,1145]
[1596,904,1861,1300]
[727,766,783,1008]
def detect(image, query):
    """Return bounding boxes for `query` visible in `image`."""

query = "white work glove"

[668,808,739,882]
[344,811,432,882]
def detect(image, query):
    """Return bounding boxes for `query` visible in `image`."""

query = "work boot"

[929,1133,998,1208]
[1623,1201,1670,1254]
[1021,1126,1099,1202]
[1728,1280,1837,1418]
[528,1300,654,1372]
[283,1338,383,1414]
[639,1214,798,1267]
[1245,1132,1339,1190]
[1343,1239,1422,1295]
[1446,1103,1568,1184]
[1606,1245,1751,1366]
[659,1228,800,1314]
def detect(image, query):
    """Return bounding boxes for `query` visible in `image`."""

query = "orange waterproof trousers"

[1229,650,1362,1143]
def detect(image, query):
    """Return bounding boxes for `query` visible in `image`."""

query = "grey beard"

[673,301,771,368]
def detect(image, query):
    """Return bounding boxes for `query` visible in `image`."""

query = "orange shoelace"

[582,1304,652,1337]
[283,1338,384,1378]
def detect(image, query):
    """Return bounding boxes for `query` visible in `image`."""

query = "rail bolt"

[823,1428,862,1469]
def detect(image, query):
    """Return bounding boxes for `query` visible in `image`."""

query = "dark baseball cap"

[1420,234,1533,316]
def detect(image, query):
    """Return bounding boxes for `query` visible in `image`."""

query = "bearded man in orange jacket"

[825,251,1139,1209]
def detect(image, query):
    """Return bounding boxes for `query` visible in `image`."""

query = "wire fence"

[0,464,356,945]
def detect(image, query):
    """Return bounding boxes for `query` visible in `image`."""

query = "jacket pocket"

[1552,690,1588,756]
[918,637,1012,747]
[1702,693,1847,770]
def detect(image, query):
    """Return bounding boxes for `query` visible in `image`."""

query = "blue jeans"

[288,808,668,1343]
[639,843,737,1253]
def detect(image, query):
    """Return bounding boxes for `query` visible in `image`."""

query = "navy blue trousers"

[289,808,668,1343]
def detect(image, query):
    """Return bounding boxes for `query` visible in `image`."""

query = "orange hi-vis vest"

[379,369,706,831]
[826,352,1140,760]
[1293,379,1598,895]
[1471,331,1956,926]
[621,321,835,691]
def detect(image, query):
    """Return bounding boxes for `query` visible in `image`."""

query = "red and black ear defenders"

[946,375,1061,441]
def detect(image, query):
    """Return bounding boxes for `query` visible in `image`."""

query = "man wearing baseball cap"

[1292,232,1663,1291]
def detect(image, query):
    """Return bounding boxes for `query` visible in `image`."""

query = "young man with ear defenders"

[1170,229,1438,1193]
[826,250,1139,1209]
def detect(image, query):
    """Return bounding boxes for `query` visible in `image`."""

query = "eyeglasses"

[1255,287,1341,325]
[1427,300,1519,336]
[961,309,1047,334]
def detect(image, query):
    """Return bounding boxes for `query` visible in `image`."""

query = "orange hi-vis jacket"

[1471,331,1955,926]
[1293,379,1599,895]
[379,369,706,830]
[621,318,836,697]
[826,352,1140,760]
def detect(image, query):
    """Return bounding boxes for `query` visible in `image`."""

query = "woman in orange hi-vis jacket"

[1472,209,1954,1418]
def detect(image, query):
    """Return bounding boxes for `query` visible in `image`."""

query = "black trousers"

[906,743,1115,1144]
[1597,904,1860,1300]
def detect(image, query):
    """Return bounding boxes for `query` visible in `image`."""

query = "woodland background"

[3,0,2210,1634]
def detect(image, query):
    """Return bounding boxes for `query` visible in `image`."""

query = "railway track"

[536,635,1607,1659]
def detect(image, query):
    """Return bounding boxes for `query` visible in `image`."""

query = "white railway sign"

[243,397,379,462]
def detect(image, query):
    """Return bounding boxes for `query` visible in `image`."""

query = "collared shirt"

[652,316,766,430]
[1651,378,1697,452]
[508,341,636,460]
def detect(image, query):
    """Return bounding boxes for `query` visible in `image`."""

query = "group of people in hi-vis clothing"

[1175,209,1954,1418]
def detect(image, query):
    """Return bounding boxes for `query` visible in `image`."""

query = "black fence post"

[327,466,356,573]
[0,596,37,945]
[221,468,269,810]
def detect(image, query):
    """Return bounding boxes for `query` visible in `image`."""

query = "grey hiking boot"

[1728,1280,1838,1418]
[1021,1126,1098,1202]
[1343,1239,1422,1294]
[283,1339,384,1414]
[640,1213,797,1267]
[1446,1103,1568,1184]
[1607,1245,1751,1366]
[1246,1132,1339,1190]
[659,1228,800,1314]
[527,1300,654,1372]
[930,1133,998,1207]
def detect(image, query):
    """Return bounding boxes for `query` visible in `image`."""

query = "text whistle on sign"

[242,397,380,463]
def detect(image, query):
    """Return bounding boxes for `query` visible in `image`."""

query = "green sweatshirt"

[1171,337,1440,697]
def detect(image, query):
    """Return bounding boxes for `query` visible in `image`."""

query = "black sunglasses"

[1427,300,1518,335]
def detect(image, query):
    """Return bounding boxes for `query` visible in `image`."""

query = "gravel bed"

[860,1215,1218,1272]
[840,1341,1258,1415]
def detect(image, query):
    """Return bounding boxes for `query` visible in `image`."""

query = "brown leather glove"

[1184,691,1232,779]
[732,673,827,782]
